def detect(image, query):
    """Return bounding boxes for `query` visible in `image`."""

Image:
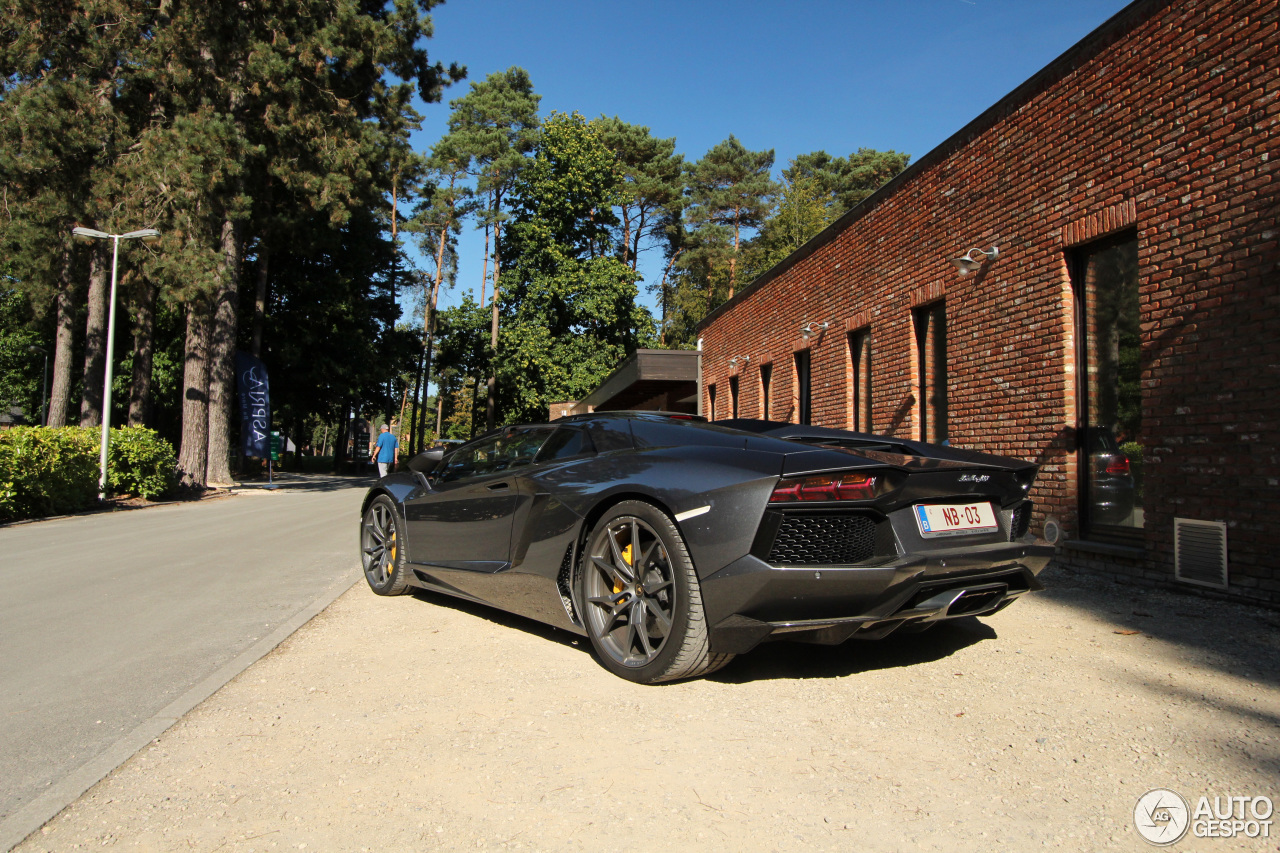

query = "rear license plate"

[914,502,998,538]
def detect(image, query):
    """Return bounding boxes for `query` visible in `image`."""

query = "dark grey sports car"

[359,412,1052,683]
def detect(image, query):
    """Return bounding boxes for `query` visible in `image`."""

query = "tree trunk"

[79,244,109,426]
[127,280,157,427]
[206,216,243,485]
[251,242,268,357]
[417,222,449,449]
[48,246,77,428]
[409,343,425,455]
[469,376,480,440]
[334,399,351,468]
[435,389,444,437]
[486,221,500,432]
[480,222,490,305]
[177,297,212,488]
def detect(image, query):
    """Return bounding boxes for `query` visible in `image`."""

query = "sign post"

[268,431,282,488]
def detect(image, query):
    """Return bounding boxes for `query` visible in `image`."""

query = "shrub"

[107,426,176,499]
[0,427,99,521]
[0,426,177,522]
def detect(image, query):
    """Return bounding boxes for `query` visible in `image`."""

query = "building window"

[848,328,871,432]
[729,375,739,418]
[913,301,947,444]
[760,362,772,420]
[1072,231,1142,541]
[795,350,811,425]
[708,384,716,421]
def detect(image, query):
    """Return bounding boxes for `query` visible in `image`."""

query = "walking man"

[371,423,399,478]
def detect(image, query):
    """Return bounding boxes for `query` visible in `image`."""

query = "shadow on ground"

[404,585,996,684]
[1028,562,1280,688]
[234,473,375,493]
[711,617,996,683]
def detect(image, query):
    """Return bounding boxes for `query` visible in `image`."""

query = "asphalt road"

[0,474,369,845]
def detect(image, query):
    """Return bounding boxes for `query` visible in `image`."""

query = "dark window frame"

[794,349,812,425]
[759,362,773,420]
[1070,228,1143,545]
[848,328,872,432]
[913,301,947,444]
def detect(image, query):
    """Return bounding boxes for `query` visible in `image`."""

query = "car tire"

[578,500,733,684]
[361,495,412,596]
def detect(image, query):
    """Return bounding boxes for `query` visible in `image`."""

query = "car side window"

[534,425,594,463]
[580,418,634,454]
[496,426,555,470]
[435,435,504,484]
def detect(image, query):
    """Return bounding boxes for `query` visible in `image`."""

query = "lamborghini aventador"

[359,412,1052,683]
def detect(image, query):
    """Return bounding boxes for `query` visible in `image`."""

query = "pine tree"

[439,68,540,430]
[685,136,776,300]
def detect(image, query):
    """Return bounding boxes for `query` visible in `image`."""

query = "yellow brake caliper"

[389,530,397,564]
[615,543,633,594]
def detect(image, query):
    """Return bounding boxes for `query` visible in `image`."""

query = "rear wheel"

[361,495,412,595]
[578,501,733,683]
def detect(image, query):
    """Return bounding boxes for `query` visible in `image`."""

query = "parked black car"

[360,412,1052,683]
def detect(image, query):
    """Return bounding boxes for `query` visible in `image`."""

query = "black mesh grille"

[766,514,877,565]
[1010,500,1033,540]
[556,543,576,622]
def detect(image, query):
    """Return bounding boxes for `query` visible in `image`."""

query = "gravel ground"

[16,564,1280,852]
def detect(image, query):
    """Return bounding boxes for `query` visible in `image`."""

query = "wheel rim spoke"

[363,504,398,585]
[584,515,677,669]
[645,598,672,637]
[606,532,635,583]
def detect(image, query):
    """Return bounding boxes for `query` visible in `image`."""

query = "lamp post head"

[72,227,110,243]
[27,344,47,354]
[122,228,161,244]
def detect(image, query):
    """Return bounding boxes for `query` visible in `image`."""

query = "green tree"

[684,135,776,300]
[439,67,540,430]
[0,287,43,422]
[594,117,685,271]
[497,113,656,424]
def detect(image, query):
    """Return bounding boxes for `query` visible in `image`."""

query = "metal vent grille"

[767,514,877,565]
[1174,518,1228,589]
[1010,500,1033,540]
[556,543,578,622]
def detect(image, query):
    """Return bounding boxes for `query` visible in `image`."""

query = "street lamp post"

[71,226,161,499]
[26,345,48,426]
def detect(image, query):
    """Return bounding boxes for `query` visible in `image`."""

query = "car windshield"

[434,425,556,483]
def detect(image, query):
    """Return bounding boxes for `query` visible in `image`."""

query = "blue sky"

[404,0,1133,324]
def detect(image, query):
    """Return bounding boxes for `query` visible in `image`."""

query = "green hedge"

[0,426,177,522]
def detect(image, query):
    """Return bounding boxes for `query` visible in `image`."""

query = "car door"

[403,427,554,601]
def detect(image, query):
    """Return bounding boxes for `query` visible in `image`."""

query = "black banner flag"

[235,351,270,457]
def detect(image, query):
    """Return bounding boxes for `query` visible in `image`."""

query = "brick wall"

[698,0,1280,605]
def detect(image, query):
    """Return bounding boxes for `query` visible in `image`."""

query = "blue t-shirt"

[374,432,399,463]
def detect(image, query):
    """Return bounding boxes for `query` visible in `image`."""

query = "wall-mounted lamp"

[727,355,751,368]
[950,246,999,275]
[799,321,829,340]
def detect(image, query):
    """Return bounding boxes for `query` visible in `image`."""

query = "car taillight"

[770,473,878,503]
[1105,456,1130,475]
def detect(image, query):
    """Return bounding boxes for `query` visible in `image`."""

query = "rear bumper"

[701,540,1053,654]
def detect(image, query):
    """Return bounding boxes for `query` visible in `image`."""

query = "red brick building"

[697,0,1279,604]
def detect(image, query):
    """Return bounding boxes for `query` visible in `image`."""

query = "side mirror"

[407,448,444,473]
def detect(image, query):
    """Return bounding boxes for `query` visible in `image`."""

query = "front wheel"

[578,501,733,684]
[361,495,412,595]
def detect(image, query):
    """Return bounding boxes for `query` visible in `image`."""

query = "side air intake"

[1174,518,1227,590]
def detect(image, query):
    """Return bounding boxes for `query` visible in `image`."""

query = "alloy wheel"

[583,516,677,668]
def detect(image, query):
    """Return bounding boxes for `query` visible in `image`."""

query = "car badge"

[958,474,990,483]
